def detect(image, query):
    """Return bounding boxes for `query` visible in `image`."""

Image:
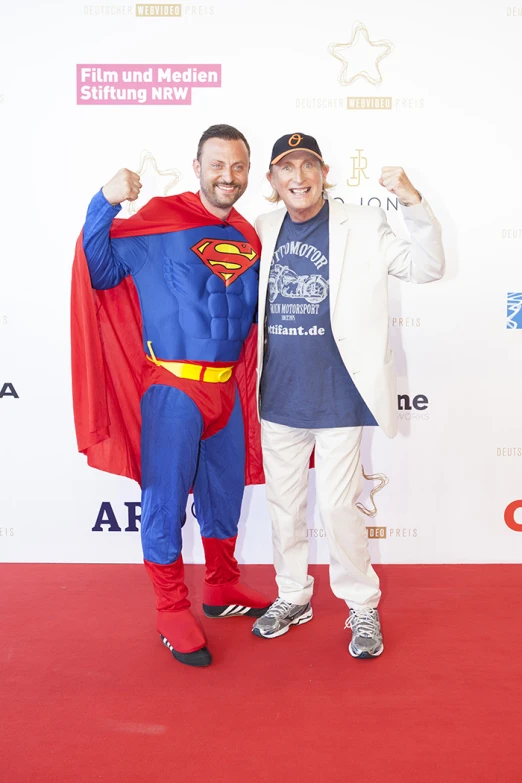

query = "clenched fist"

[102,168,142,206]
[379,167,421,207]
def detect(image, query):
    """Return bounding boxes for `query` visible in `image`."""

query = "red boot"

[144,558,211,667]
[201,536,272,618]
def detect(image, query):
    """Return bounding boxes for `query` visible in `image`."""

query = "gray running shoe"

[346,608,384,658]
[252,598,313,639]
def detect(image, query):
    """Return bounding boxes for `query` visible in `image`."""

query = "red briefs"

[146,361,237,440]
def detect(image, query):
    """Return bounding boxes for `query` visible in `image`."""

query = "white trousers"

[261,419,381,610]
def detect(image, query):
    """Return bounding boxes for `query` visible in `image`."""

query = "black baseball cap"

[270,133,324,166]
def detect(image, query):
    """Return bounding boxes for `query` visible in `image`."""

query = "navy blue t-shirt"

[260,201,377,428]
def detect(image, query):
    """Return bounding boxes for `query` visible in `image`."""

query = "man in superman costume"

[71,125,270,668]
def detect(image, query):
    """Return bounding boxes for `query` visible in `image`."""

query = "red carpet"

[1,564,521,783]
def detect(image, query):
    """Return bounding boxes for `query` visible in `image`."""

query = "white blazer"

[254,195,445,438]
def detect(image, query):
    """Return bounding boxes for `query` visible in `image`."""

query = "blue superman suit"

[81,189,270,661]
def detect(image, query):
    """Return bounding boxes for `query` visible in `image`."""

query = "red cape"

[71,191,265,487]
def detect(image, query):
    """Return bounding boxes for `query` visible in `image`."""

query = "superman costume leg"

[140,378,269,667]
[193,388,272,618]
[141,384,210,666]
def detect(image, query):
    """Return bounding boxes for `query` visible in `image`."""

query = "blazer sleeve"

[379,197,446,284]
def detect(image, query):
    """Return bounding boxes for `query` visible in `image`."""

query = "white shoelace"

[344,609,380,638]
[264,599,294,619]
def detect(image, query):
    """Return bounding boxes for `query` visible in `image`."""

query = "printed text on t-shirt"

[267,324,326,336]
[272,241,327,269]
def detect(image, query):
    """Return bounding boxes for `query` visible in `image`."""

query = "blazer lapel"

[328,198,350,318]
[258,208,286,329]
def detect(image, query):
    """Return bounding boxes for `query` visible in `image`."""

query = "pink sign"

[77,64,222,105]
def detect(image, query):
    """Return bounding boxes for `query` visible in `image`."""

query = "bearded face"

[194,138,249,212]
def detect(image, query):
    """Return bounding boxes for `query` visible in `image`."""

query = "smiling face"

[193,137,250,218]
[268,151,329,222]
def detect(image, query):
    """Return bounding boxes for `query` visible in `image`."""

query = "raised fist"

[379,167,421,206]
[102,168,142,206]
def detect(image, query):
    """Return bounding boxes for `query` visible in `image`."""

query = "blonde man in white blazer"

[252,133,445,658]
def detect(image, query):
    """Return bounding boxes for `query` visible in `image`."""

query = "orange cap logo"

[288,134,303,147]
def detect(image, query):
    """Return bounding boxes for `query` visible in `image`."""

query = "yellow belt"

[146,341,234,383]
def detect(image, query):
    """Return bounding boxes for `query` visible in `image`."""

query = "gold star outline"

[328,21,394,87]
[126,150,182,214]
[356,467,389,518]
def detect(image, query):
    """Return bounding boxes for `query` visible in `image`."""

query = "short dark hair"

[196,124,250,162]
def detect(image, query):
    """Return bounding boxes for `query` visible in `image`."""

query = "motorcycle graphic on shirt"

[268,264,329,305]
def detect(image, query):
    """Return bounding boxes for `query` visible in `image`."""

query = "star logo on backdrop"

[328,21,394,86]
[356,468,389,518]
[126,150,182,214]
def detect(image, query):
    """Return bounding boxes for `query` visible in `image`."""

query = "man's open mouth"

[215,184,238,194]
[289,187,311,195]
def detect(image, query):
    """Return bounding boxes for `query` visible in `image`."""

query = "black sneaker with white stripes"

[160,635,212,667]
[203,603,267,618]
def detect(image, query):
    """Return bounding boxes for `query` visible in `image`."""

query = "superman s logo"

[190,239,259,286]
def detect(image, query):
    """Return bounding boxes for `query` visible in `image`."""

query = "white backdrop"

[1,0,522,564]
